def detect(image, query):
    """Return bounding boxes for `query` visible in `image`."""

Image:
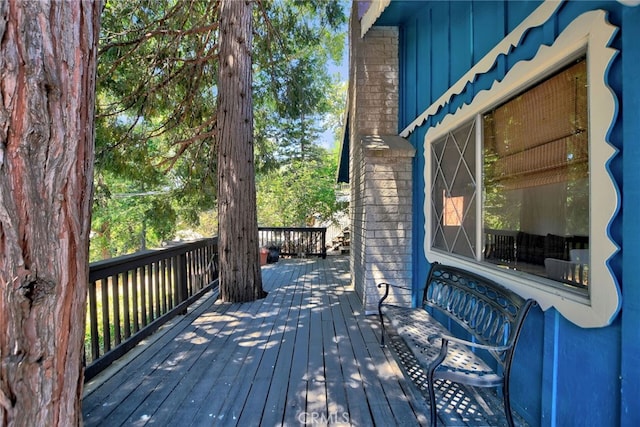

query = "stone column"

[348,8,414,313]
[358,135,415,313]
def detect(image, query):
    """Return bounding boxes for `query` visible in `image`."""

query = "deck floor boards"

[83,255,525,426]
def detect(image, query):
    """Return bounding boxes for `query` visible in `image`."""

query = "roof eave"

[360,0,391,37]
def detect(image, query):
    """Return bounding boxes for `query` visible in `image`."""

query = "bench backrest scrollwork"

[422,262,535,371]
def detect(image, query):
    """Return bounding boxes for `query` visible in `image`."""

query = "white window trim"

[423,10,621,328]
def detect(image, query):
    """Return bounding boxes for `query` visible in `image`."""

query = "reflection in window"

[430,58,590,293]
[483,59,589,291]
[443,192,464,226]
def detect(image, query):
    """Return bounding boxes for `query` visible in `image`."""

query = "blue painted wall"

[620,5,640,426]
[375,0,640,425]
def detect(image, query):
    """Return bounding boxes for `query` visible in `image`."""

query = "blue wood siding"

[415,16,431,117]
[400,21,418,126]
[620,5,640,426]
[543,314,621,425]
[382,0,640,425]
[408,126,427,308]
[431,3,451,113]
[510,306,544,424]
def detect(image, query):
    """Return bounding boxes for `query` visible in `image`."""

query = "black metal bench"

[377,262,535,427]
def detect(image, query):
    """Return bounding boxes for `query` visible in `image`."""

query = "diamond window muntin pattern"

[431,120,477,258]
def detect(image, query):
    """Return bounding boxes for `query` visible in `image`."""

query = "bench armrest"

[377,282,411,292]
[376,282,410,347]
[377,281,411,308]
[428,333,512,352]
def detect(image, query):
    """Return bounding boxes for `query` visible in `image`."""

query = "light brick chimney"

[348,6,414,313]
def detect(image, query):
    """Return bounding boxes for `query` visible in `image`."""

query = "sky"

[318,36,349,150]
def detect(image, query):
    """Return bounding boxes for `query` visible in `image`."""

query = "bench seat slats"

[384,306,502,387]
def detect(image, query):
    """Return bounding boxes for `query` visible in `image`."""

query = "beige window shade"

[484,60,588,189]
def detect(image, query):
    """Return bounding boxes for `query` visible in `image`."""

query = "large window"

[432,60,590,293]
[420,10,620,327]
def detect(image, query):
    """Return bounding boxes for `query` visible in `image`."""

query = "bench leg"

[377,283,390,347]
[427,370,438,427]
[503,382,515,427]
[378,309,386,347]
[427,340,450,427]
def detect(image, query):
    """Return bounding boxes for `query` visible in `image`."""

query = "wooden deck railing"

[85,227,326,381]
[258,227,327,258]
[85,238,218,380]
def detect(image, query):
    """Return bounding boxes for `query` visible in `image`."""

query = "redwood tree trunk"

[217,0,265,302]
[0,1,101,426]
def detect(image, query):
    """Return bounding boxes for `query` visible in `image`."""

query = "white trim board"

[421,10,620,328]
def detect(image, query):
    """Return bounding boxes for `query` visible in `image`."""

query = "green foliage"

[253,0,347,166]
[90,170,178,261]
[93,0,220,260]
[253,0,348,227]
[256,147,347,227]
[93,0,347,260]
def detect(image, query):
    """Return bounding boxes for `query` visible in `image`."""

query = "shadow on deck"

[82,255,526,426]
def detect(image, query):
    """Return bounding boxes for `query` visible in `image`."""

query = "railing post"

[175,253,188,314]
[88,281,99,362]
[100,278,111,354]
[321,228,327,259]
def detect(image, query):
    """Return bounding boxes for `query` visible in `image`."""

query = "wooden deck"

[82,255,526,426]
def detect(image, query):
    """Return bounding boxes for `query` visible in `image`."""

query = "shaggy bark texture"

[217,0,266,302]
[0,1,101,425]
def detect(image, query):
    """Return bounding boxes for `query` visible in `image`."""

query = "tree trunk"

[0,1,101,426]
[217,0,266,302]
